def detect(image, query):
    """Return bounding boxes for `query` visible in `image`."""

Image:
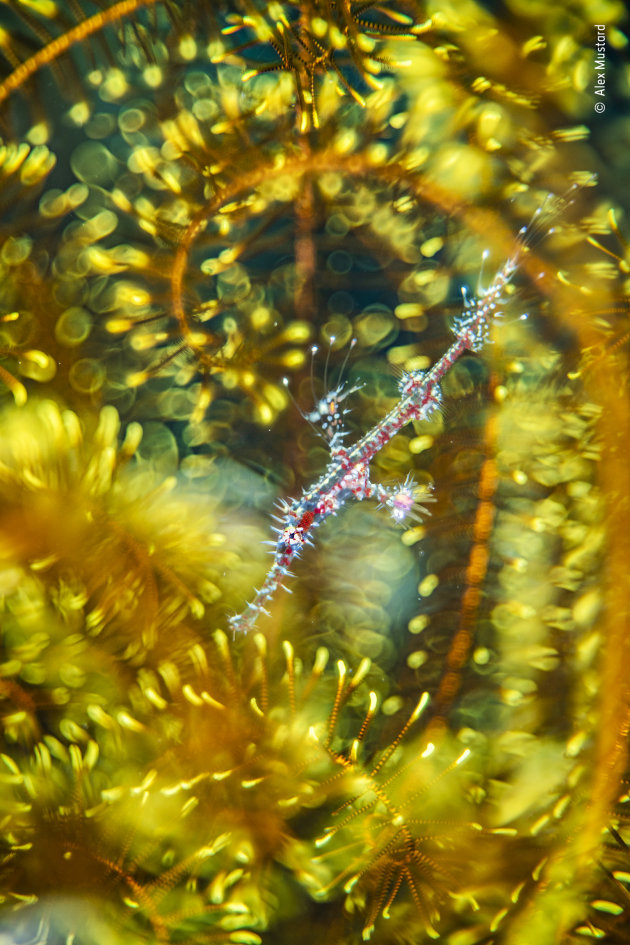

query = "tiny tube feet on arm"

[228,186,587,636]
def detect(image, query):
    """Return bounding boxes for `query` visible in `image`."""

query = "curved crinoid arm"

[0,0,164,116]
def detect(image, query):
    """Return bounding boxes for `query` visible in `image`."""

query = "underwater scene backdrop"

[1,1,630,943]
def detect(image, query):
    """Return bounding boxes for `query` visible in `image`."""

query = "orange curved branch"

[0,0,159,108]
